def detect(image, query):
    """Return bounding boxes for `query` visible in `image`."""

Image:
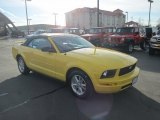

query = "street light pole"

[28,18,32,26]
[53,13,58,27]
[24,0,31,35]
[97,0,99,27]
[125,12,128,23]
[148,0,153,27]
[28,18,32,34]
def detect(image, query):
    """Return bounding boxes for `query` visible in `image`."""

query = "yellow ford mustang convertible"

[12,33,139,98]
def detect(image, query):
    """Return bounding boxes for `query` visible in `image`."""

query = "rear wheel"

[140,41,147,50]
[17,56,30,74]
[68,70,94,98]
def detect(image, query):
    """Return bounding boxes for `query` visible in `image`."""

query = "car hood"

[81,34,99,37]
[67,48,137,69]
[152,35,160,39]
[110,34,133,38]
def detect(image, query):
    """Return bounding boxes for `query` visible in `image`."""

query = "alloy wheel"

[18,57,25,73]
[128,44,133,52]
[71,75,87,96]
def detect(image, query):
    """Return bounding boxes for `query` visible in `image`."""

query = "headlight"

[121,38,125,41]
[120,38,125,43]
[108,37,111,41]
[88,36,92,40]
[108,37,111,43]
[100,69,116,79]
[150,38,157,42]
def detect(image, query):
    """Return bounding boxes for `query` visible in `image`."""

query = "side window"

[113,28,116,33]
[134,28,139,33]
[139,28,145,35]
[28,38,52,49]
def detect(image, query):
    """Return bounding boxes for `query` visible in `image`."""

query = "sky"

[0,0,160,26]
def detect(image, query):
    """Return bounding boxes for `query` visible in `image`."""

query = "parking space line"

[0,93,8,97]
[0,86,65,114]
[0,100,29,113]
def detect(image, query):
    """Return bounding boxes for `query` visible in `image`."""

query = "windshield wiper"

[74,46,89,50]
[62,47,89,53]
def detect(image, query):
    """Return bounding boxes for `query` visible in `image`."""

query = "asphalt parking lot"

[0,38,160,120]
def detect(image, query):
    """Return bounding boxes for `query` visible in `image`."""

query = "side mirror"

[41,47,55,53]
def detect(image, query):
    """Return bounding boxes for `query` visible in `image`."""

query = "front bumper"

[107,43,127,47]
[150,42,160,50]
[93,67,140,93]
[106,41,128,47]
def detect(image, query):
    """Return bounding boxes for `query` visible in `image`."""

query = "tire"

[149,47,155,55]
[68,70,94,99]
[140,41,147,50]
[17,56,30,74]
[125,42,134,54]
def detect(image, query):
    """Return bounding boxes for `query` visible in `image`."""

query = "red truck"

[107,27,151,53]
[81,27,116,47]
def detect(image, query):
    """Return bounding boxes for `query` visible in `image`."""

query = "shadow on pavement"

[0,72,160,120]
[106,87,160,120]
[0,72,65,113]
[131,49,160,73]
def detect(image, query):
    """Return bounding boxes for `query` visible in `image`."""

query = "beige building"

[65,7,126,29]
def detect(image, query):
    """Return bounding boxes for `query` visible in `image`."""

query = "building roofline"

[65,7,124,16]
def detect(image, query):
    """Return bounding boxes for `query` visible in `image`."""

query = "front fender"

[65,62,102,88]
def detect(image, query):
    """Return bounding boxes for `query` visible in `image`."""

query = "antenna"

[94,47,96,55]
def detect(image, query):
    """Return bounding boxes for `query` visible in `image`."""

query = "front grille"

[119,63,136,76]
[157,39,160,42]
[111,38,119,44]
[121,83,132,89]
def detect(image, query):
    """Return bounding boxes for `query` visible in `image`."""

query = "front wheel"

[17,56,30,74]
[68,70,94,99]
[125,43,134,54]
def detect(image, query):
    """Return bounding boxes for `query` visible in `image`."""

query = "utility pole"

[97,0,99,27]
[148,0,153,27]
[125,12,128,23]
[53,13,58,27]
[24,0,31,35]
[28,18,32,26]
[28,18,32,34]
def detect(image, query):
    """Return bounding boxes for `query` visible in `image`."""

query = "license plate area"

[132,77,138,85]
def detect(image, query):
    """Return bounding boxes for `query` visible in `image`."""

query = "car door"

[27,36,57,77]
[134,27,141,44]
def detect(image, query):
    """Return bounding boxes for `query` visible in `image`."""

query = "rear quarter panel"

[12,46,18,60]
[12,45,32,67]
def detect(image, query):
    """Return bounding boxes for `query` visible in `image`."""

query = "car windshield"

[34,30,46,34]
[103,28,114,33]
[49,28,65,33]
[116,28,134,35]
[67,29,80,34]
[52,35,94,53]
[89,28,103,34]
